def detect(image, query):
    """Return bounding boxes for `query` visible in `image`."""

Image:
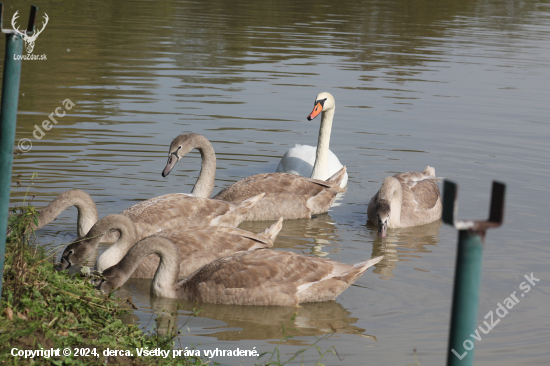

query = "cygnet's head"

[57,235,98,271]
[375,201,391,238]
[161,133,202,177]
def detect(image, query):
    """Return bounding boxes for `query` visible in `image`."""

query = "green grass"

[1,204,208,366]
[1,203,344,366]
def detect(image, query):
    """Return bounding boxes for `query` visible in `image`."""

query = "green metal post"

[0,4,38,297]
[444,181,505,366]
[447,230,484,365]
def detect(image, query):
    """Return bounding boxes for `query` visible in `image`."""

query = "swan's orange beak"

[307,102,323,121]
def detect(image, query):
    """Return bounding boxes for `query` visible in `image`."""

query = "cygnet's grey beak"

[162,154,178,177]
[377,219,388,238]
[56,257,71,271]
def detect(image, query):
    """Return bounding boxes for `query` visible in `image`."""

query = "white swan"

[276,92,348,188]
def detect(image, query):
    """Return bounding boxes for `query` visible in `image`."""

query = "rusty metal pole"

[443,180,506,366]
[0,4,38,297]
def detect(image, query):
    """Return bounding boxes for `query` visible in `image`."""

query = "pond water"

[5,0,550,364]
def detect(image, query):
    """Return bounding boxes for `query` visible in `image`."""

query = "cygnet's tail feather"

[238,192,265,210]
[260,217,284,242]
[422,166,436,177]
[420,166,443,182]
[351,255,384,273]
[303,166,346,192]
[326,166,347,193]
[333,255,384,285]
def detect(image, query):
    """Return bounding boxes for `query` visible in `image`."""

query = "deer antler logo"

[11,11,49,54]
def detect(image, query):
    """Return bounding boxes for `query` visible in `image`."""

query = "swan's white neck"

[311,107,335,181]
[190,135,217,198]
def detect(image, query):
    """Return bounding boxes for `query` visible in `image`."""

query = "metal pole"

[444,180,506,366]
[0,4,38,297]
[447,230,484,365]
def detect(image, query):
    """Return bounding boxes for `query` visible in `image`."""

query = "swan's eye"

[171,146,182,158]
[68,250,74,256]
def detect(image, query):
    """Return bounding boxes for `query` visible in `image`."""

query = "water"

[5,0,550,364]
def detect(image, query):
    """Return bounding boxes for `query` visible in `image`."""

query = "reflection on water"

[367,220,442,278]
[238,212,341,256]
[118,279,373,344]
[151,297,372,344]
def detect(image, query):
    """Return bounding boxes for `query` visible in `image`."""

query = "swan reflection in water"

[366,219,442,278]
[149,297,374,344]
[118,278,375,343]
[238,211,343,257]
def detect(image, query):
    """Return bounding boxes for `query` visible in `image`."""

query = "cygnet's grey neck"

[35,189,98,237]
[189,134,217,198]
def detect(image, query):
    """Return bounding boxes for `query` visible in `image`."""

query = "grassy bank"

[0,204,208,366]
[0,203,348,366]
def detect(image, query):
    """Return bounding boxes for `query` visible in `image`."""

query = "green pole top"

[442,180,506,233]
